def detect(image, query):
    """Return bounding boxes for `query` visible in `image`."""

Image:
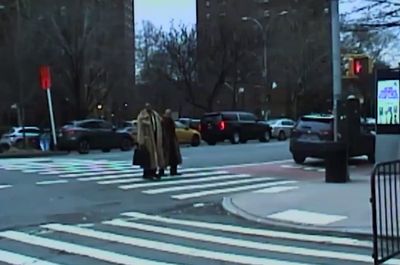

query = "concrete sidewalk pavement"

[223,172,374,236]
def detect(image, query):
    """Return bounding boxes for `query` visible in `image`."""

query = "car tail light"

[63,129,76,137]
[218,121,225,130]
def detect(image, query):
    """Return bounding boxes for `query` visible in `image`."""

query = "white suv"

[0,126,41,149]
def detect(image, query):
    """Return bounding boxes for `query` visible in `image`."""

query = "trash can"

[324,141,349,183]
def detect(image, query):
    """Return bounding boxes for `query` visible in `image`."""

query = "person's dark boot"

[142,170,152,179]
[170,165,182,176]
[158,168,165,177]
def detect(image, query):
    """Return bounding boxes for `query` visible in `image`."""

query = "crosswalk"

[0,210,394,265]
[0,158,297,200]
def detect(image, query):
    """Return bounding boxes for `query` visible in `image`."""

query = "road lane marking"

[42,224,310,265]
[104,218,383,264]
[253,186,298,193]
[107,171,230,186]
[60,169,140,178]
[0,249,61,265]
[268,209,348,225]
[79,167,217,182]
[117,171,231,189]
[0,231,175,265]
[171,180,296,200]
[36,180,69,185]
[78,173,143,182]
[143,176,269,194]
[0,185,12,189]
[122,212,372,248]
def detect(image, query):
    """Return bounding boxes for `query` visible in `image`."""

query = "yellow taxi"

[175,121,201,146]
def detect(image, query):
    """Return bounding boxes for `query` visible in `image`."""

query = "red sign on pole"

[39,65,51,90]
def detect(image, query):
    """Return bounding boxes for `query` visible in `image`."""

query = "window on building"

[205,1,210,7]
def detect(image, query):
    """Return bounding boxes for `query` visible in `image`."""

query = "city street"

[0,141,380,264]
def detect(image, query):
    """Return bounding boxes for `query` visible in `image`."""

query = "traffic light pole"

[331,0,342,142]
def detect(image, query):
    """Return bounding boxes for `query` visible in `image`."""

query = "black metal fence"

[371,160,400,264]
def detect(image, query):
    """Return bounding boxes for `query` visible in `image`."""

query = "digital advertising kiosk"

[375,68,400,163]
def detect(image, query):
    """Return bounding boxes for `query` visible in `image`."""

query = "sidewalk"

[223,172,373,236]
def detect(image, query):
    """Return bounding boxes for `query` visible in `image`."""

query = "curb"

[222,196,373,239]
[0,151,70,159]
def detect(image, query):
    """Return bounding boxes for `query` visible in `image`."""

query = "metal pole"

[46,89,58,148]
[331,0,342,142]
[263,33,267,88]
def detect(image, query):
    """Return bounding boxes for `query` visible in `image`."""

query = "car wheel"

[293,154,306,164]
[191,135,201,147]
[120,138,133,151]
[278,131,287,141]
[206,140,216,146]
[78,139,90,154]
[367,153,375,164]
[230,132,240,144]
[259,131,271,142]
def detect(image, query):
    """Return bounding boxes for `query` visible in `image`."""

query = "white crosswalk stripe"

[0,211,396,265]
[0,158,297,200]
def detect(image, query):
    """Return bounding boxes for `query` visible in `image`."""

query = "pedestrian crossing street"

[0,211,394,265]
[0,158,298,200]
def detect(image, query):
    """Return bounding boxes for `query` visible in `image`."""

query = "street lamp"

[241,10,288,89]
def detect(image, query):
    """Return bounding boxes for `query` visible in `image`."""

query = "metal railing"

[371,160,400,264]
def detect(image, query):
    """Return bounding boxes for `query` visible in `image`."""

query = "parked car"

[58,119,133,154]
[200,111,271,145]
[175,121,201,147]
[289,114,375,164]
[118,120,138,143]
[0,126,41,149]
[178,118,201,131]
[267,118,295,140]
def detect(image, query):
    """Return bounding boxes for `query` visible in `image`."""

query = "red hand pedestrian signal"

[354,60,363,74]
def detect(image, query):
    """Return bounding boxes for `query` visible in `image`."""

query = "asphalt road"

[0,140,375,264]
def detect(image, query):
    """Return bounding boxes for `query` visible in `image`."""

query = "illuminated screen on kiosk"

[377,80,400,125]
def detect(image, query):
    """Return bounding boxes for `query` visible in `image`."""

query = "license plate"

[300,135,319,141]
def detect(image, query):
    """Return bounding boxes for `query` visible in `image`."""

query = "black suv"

[200,111,271,145]
[58,119,133,154]
[290,114,375,164]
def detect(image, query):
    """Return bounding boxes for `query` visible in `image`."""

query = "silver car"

[267,118,295,141]
[0,126,41,149]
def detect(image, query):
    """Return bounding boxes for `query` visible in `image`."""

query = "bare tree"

[36,0,130,120]
[269,5,331,117]
[341,0,400,29]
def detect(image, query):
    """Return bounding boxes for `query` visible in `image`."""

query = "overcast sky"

[135,0,196,30]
